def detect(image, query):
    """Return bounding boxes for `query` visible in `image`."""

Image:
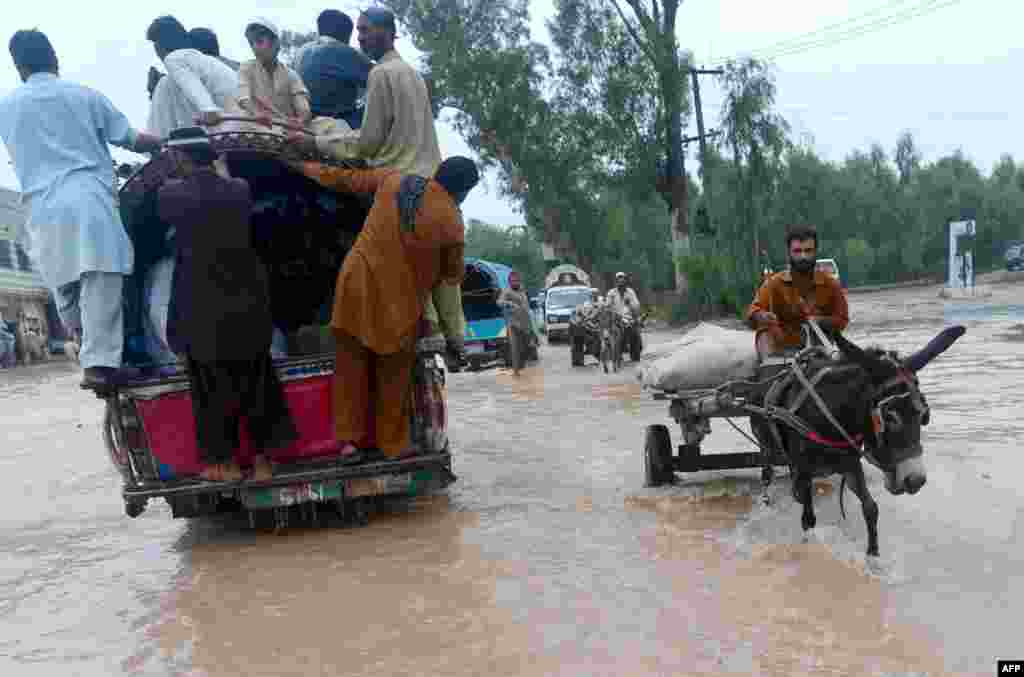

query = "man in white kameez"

[144,16,240,137]
[605,272,641,320]
[0,30,162,387]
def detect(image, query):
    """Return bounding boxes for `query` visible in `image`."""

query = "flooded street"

[2,282,1022,676]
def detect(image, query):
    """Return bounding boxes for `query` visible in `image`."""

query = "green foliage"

[672,253,759,322]
[360,5,1024,310]
[464,220,547,291]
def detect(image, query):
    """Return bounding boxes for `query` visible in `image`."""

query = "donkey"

[758,325,965,557]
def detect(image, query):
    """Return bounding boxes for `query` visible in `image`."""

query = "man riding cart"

[640,223,962,557]
[569,288,604,367]
[744,223,850,478]
[605,271,643,362]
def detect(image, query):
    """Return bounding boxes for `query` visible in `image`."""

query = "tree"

[894,130,920,188]
[464,220,547,290]
[602,0,692,294]
[715,58,789,281]
[382,0,671,279]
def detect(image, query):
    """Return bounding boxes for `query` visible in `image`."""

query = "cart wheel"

[644,424,674,487]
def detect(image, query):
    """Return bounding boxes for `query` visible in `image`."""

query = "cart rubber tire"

[571,337,585,367]
[644,424,674,487]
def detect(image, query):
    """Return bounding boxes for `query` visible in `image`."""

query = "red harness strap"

[805,430,864,449]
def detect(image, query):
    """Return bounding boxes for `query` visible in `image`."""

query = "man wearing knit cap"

[238,17,311,127]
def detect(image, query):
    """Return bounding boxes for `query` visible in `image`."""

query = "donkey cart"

[642,322,838,489]
[643,372,788,488]
[640,320,966,557]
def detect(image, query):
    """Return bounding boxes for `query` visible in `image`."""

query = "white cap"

[246,17,281,41]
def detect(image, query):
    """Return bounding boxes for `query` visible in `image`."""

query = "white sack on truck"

[637,322,759,391]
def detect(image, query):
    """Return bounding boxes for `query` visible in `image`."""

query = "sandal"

[200,462,243,482]
[338,442,363,465]
[251,455,275,482]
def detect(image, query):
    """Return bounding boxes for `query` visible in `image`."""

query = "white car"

[815,258,841,283]
[544,285,593,341]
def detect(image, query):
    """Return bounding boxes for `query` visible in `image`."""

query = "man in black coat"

[157,127,296,482]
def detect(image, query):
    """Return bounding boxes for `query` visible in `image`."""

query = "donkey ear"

[904,325,966,372]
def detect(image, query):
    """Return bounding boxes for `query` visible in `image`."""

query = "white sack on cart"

[637,322,759,390]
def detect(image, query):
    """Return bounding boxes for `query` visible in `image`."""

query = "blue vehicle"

[462,258,514,370]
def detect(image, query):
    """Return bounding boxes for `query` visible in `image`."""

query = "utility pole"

[689,67,723,239]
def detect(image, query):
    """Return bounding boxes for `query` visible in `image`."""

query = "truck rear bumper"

[123,451,453,502]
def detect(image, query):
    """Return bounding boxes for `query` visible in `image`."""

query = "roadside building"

[0,186,55,344]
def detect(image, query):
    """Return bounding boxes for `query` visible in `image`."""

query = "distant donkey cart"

[641,320,966,557]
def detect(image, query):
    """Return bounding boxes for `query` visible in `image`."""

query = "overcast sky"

[0,0,1017,227]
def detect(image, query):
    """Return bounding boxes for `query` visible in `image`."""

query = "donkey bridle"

[742,348,928,467]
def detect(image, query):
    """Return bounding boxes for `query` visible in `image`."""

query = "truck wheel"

[644,424,674,487]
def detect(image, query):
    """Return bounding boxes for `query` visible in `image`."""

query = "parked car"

[815,258,844,286]
[529,292,546,333]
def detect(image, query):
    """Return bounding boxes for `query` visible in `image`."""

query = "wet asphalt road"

[1,285,1022,676]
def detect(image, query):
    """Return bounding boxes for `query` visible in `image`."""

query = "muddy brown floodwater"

[2,281,1022,676]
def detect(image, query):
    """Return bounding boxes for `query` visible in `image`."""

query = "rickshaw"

[92,130,455,529]
[461,257,538,371]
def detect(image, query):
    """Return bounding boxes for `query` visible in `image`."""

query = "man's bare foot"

[200,463,243,482]
[252,455,274,482]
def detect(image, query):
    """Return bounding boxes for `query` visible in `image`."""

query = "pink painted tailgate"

[134,375,340,476]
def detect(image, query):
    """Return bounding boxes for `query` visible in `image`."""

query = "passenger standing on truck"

[0,29,162,388]
[286,7,464,363]
[237,18,312,128]
[295,156,478,462]
[294,10,372,130]
[157,127,297,482]
[144,16,240,137]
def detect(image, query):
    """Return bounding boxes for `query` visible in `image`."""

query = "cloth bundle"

[637,322,759,391]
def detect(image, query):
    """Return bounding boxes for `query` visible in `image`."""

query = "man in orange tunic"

[745,223,849,356]
[298,156,479,461]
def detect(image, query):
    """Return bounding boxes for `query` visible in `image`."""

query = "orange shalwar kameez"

[301,163,465,456]
[745,270,849,351]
